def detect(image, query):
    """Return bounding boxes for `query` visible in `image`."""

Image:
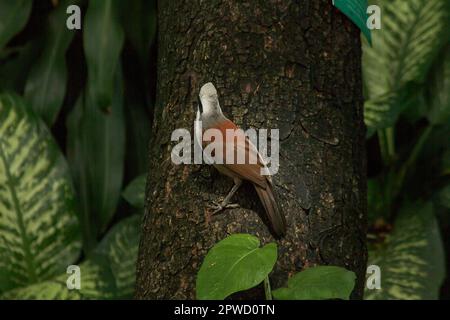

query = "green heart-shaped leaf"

[272,266,356,300]
[196,234,277,300]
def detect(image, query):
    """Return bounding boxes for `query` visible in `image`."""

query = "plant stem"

[378,127,396,166]
[385,127,396,160]
[264,276,272,300]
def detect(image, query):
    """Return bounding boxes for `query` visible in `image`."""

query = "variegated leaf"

[93,215,141,298]
[365,202,445,300]
[1,215,140,299]
[363,0,450,134]
[425,43,450,125]
[0,93,81,294]
[1,257,116,300]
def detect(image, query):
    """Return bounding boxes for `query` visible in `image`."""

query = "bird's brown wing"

[222,134,286,237]
[220,138,268,189]
[204,119,268,188]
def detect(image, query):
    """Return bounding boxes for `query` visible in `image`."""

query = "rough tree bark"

[136,0,367,299]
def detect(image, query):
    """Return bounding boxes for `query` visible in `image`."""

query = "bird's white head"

[198,82,222,116]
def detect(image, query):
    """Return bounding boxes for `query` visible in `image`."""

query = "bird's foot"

[207,200,240,215]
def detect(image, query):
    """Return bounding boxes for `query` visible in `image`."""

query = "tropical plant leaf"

[365,202,445,300]
[1,215,140,300]
[66,75,125,251]
[425,43,450,125]
[332,0,371,44]
[24,0,78,126]
[83,0,124,111]
[0,0,33,50]
[0,93,81,294]
[121,0,157,67]
[122,174,146,208]
[272,266,356,300]
[93,215,141,298]
[363,0,450,133]
[123,88,152,178]
[196,234,277,300]
[364,91,402,137]
[1,256,117,300]
[0,41,41,92]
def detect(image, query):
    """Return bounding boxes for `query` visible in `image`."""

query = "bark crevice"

[136,0,367,299]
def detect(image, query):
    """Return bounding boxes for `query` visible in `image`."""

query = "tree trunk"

[136,0,367,299]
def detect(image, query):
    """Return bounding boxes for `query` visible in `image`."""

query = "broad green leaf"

[332,0,371,44]
[272,266,356,300]
[66,74,125,251]
[123,84,152,178]
[1,256,117,300]
[24,0,78,126]
[1,215,140,300]
[363,0,450,133]
[364,91,401,138]
[93,215,141,298]
[425,44,450,125]
[365,202,445,300]
[122,174,146,208]
[196,234,277,300]
[0,41,41,92]
[0,0,33,50]
[83,0,124,111]
[0,93,81,294]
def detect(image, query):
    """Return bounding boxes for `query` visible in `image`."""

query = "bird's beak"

[197,95,203,113]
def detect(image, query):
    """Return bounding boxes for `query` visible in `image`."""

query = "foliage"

[196,234,355,300]
[0,93,81,293]
[196,234,277,300]
[272,266,355,300]
[24,0,77,125]
[1,215,141,299]
[363,0,449,136]
[365,202,445,299]
[0,0,155,299]
[363,0,450,300]
[122,174,147,208]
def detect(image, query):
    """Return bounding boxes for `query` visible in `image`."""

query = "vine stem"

[264,276,272,300]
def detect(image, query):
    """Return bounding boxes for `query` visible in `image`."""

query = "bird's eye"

[197,96,203,113]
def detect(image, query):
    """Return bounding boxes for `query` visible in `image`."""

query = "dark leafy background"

[0,0,449,299]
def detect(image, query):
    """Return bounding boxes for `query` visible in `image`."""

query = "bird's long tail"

[254,185,286,238]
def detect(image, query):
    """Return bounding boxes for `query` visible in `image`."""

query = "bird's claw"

[207,201,240,215]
